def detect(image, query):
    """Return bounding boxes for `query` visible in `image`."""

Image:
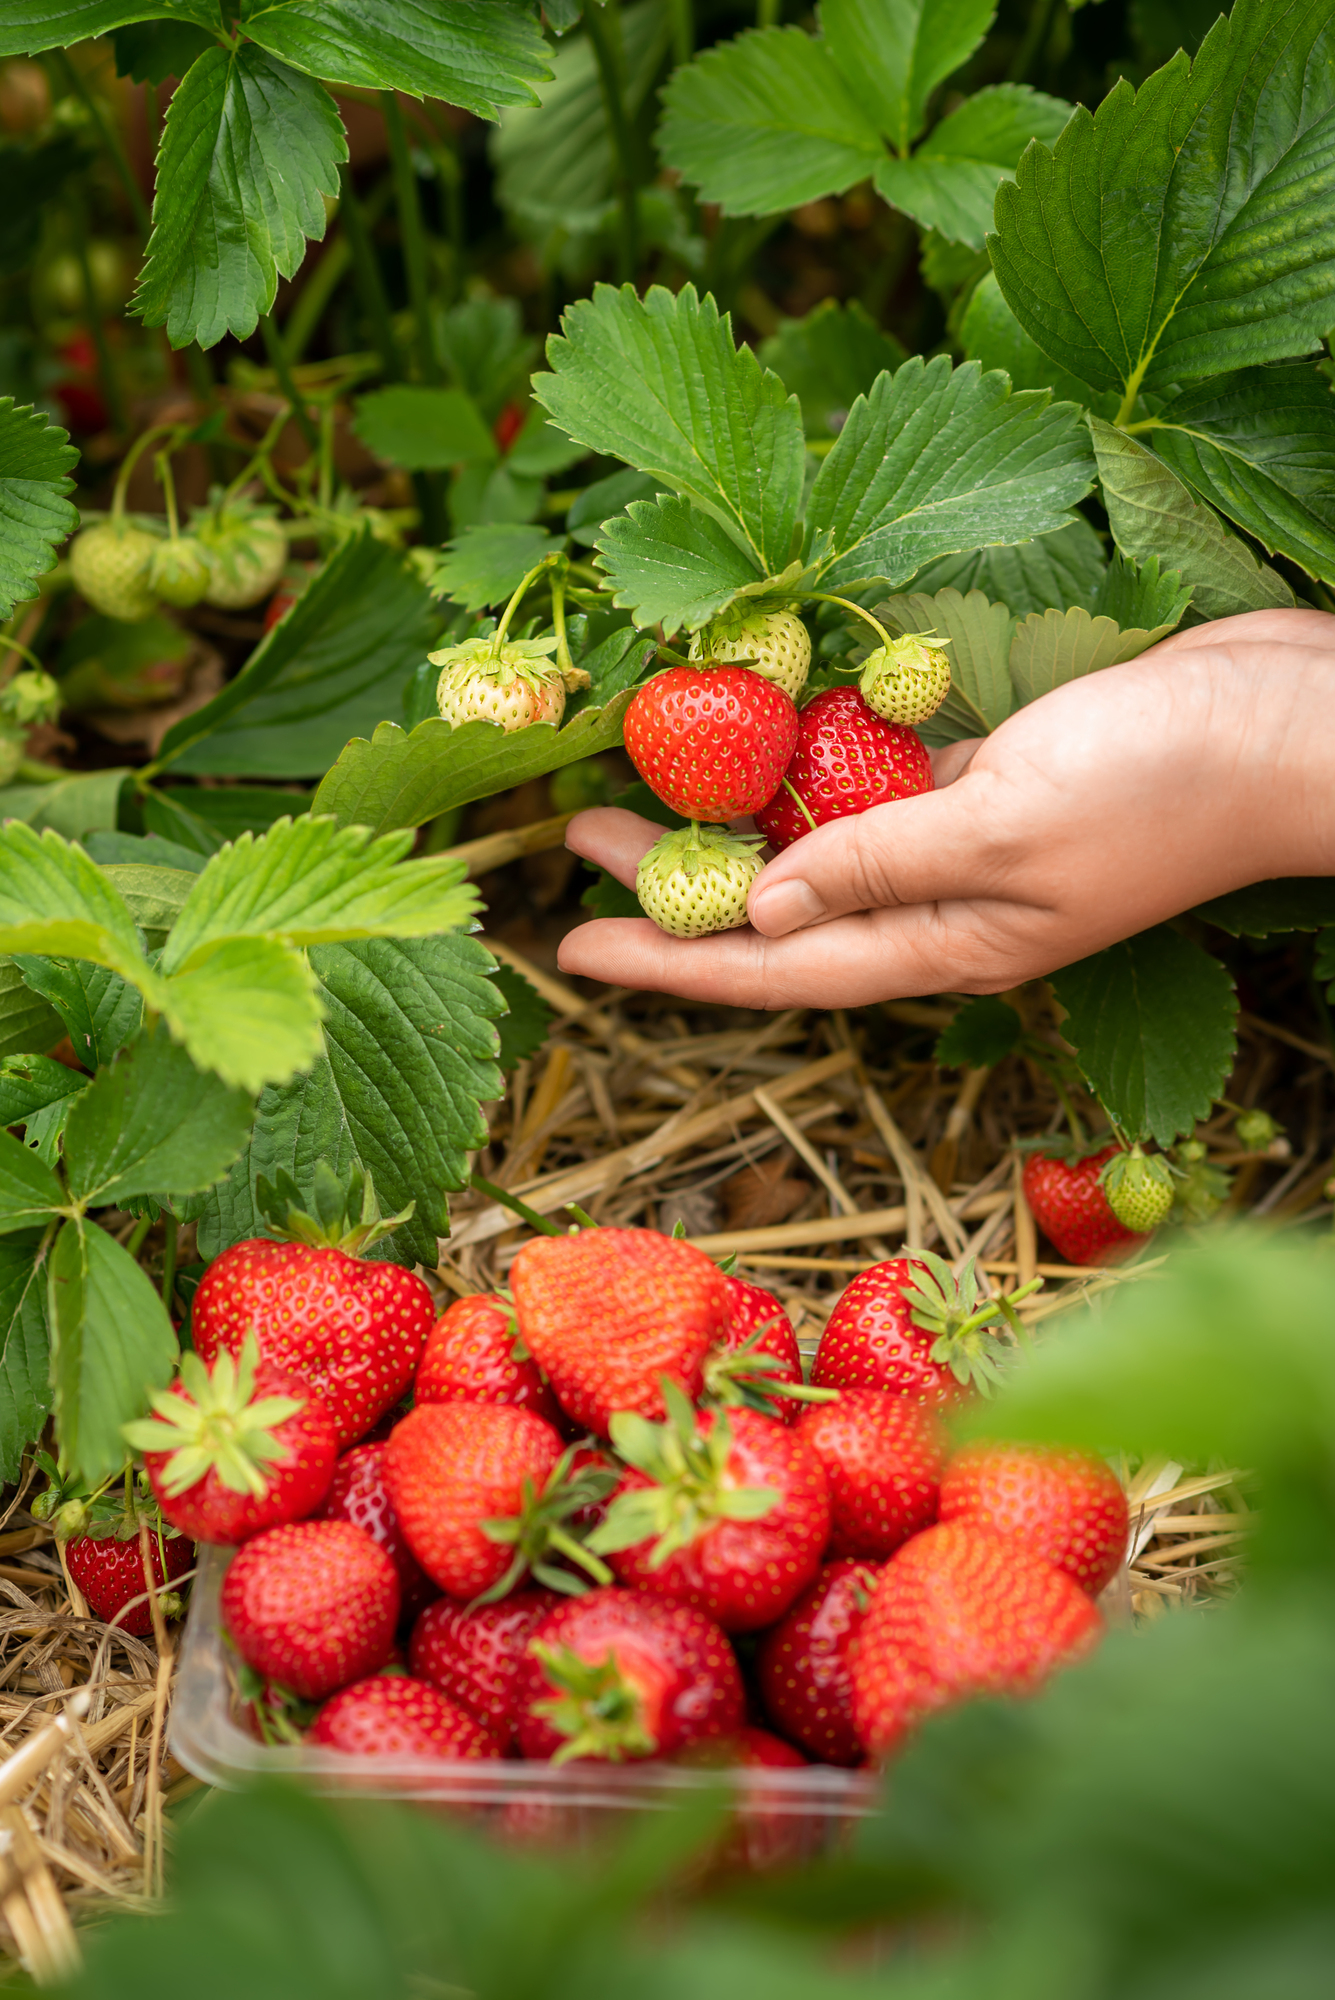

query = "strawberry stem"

[780,777,818,833]
[494,552,561,646]
[805,592,896,652]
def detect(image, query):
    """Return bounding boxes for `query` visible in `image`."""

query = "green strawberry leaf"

[0,1055,86,1129]
[48,1216,178,1485]
[567,471,660,549]
[936,996,1025,1070]
[135,43,346,350]
[1192,880,1335,937]
[1007,604,1186,709]
[353,385,496,473]
[760,300,907,439]
[11,956,143,1070]
[0,5,219,56]
[0,961,61,1063]
[155,530,435,778]
[594,495,767,633]
[0,769,129,841]
[61,1025,254,1211]
[534,283,806,577]
[0,824,152,992]
[820,0,997,157]
[493,0,670,239]
[492,961,553,1074]
[160,818,481,972]
[1141,364,1335,586]
[875,85,1073,248]
[809,357,1096,590]
[1089,417,1295,620]
[110,20,214,84]
[430,524,559,612]
[961,272,1110,411]
[904,516,1107,615]
[0,1130,64,1235]
[0,398,80,622]
[193,934,504,1271]
[876,586,1015,740]
[1091,554,1193,634]
[237,0,551,117]
[313,690,638,837]
[159,934,325,1096]
[0,1231,50,1483]
[657,24,886,217]
[1050,926,1239,1146]
[989,0,1335,407]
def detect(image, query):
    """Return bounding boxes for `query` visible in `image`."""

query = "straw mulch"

[4,882,1322,1977]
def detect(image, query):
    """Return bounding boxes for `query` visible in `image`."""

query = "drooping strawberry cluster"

[622,609,938,936]
[129,1222,1126,1780]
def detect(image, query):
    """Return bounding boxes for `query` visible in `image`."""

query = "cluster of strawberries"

[623,608,947,938]
[82,1223,1126,1777]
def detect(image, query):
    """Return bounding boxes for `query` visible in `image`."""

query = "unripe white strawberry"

[635,824,764,938]
[192,498,288,609]
[1098,1145,1175,1233]
[859,631,951,725]
[68,519,160,622]
[148,535,211,608]
[432,634,588,734]
[690,607,811,699]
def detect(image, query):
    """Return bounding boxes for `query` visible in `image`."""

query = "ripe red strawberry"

[850,1521,1103,1758]
[513,1586,744,1761]
[415,1292,561,1426]
[318,1442,438,1619]
[221,1519,400,1701]
[65,1528,194,1638]
[701,1275,807,1424]
[308,1673,501,1760]
[812,1252,1026,1406]
[193,1239,433,1451]
[757,1559,880,1766]
[409,1588,561,1748]
[796,1390,944,1559]
[385,1402,611,1602]
[939,1443,1129,1596]
[752,686,933,851]
[1022,1147,1146,1266]
[623,665,798,820]
[510,1227,730,1436]
[675,1724,812,1870]
[588,1396,830,1632]
[124,1339,339,1545]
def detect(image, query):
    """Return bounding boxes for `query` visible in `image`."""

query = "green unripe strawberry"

[1170,1139,1230,1224]
[192,497,288,609]
[0,669,60,728]
[1235,1109,1287,1156]
[690,607,811,700]
[1097,1146,1175,1233]
[149,535,211,608]
[432,633,589,733]
[859,630,951,725]
[68,519,160,621]
[635,824,763,938]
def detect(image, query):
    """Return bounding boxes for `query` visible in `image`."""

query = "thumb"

[747,782,999,936]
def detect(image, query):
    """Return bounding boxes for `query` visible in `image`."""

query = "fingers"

[1148,607,1335,656]
[930,738,984,786]
[564,807,663,888]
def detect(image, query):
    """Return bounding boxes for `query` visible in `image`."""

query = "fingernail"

[749,879,827,935]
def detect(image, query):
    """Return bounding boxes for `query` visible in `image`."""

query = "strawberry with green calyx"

[0,663,61,729]
[1234,1108,1288,1156]
[623,664,799,820]
[688,604,812,700]
[432,551,589,733]
[587,1385,830,1632]
[385,1402,617,1604]
[123,1334,339,1545]
[191,489,288,609]
[635,822,764,938]
[65,1528,194,1637]
[702,1274,836,1424]
[309,1674,502,1760]
[416,1292,562,1425]
[1171,1137,1231,1223]
[851,1521,1103,1758]
[513,1586,744,1762]
[409,1589,562,1747]
[1098,1143,1176,1233]
[752,686,934,851]
[67,418,186,622]
[859,630,952,726]
[510,1226,732,1435]
[1020,1142,1145,1267]
[812,1252,1039,1407]
[221,1518,400,1702]
[192,1162,434,1451]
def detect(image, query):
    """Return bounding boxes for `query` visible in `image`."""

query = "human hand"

[557,609,1335,1009]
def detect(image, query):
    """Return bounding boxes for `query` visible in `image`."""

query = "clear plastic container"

[172,1546,879,1859]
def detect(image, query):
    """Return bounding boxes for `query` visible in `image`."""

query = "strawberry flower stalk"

[147,444,211,608]
[898,1251,1041,1395]
[808,593,953,726]
[431,552,590,733]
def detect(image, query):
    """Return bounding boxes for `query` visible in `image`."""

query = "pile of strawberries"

[107,1221,1126,1776]
[622,608,943,937]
